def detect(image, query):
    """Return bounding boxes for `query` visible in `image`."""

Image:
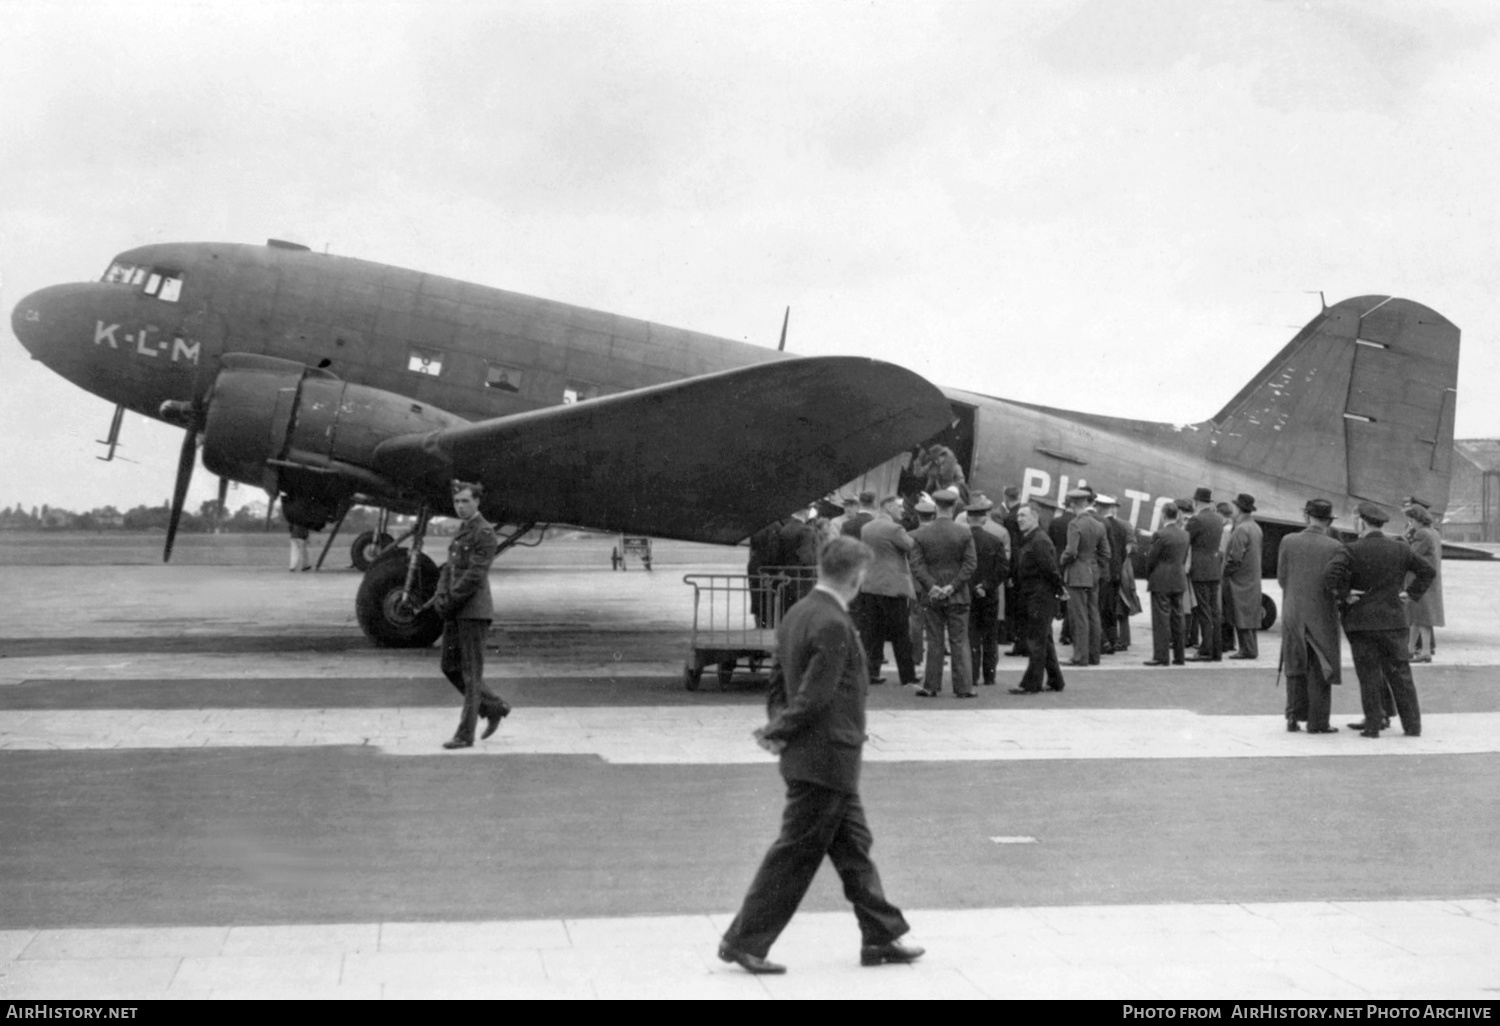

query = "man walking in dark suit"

[1325,501,1435,738]
[433,481,511,749]
[910,488,978,697]
[841,490,879,538]
[1010,504,1066,694]
[965,497,1007,686]
[1185,486,1225,661]
[1278,498,1344,733]
[858,496,919,686]
[1142,503,1189,666]
[719,537,923,975]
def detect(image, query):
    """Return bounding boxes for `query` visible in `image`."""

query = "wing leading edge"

[373,356,952,544]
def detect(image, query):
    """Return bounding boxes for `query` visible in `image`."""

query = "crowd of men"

[748,481,1446,738]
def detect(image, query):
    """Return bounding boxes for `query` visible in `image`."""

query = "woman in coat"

[1404,503,1444,661]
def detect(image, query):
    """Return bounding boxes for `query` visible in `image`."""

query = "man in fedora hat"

[1185,487,1225,662]
[1325,501,1435,738]
[1223,493,1264,659]
[1278,498,1344,733]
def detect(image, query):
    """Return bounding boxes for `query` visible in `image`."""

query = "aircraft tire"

[351,531,396,572]
[356,552,442,648]
[1260,594,1278,631]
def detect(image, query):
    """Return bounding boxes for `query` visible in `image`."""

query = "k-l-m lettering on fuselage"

[10,239,1477,648]
[93,320,201,363]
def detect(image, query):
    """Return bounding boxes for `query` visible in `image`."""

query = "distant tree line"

[0,502,391,535]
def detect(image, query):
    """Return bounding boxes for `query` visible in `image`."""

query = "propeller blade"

[216,476,229,530]
[163,429,197,562]
[777,306,790,352]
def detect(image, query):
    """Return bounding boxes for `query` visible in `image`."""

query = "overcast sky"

[4,0,1499,513]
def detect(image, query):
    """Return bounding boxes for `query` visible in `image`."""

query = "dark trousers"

[441,618,505,742]
[861,593,918,684]
[1018,612,1064,691]
[1149,591,1185,664]
[1349,630,1421,734]
[1190,580,1222,659]
[968,595,1000,684]
[1066,585,1101,664]
[1234,627,1259,658]
[1286,651,1334,731]
[922,600,973,694]
[723,780,910,958]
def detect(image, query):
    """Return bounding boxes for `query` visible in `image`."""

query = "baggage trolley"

[680,566,814,690]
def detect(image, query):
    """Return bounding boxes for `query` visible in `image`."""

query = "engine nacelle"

[200,353,467,510]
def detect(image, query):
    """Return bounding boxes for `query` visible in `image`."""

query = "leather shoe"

[718,943,786,975]
[1227,653,1257,660]
[1286,718,1302,732]
[1359,729,1380,739]
[1308,726,1338,734]
[914,688,938,697]
[861,939,925,966]
[1172,658,1186,665]
[1142,660,1170,666]
[1046,682,1064,691]
[1007,687,1039,695]
[956,692,978,699]
[1187,655,1221,662]
[1348,719,1390,731]
[442,737,472,750]
[869,677,887,685]
[481,701,512,740]
[1404,730,1421,737]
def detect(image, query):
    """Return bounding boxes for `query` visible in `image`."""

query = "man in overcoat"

[1223,493,1264,659]
[1325,501,1436,738]
[857,497,919,686]
[434,481,511,749]
[1059,489,1111,666]
[1009,504,1066,693]
[909,488,978,697]
[1277,498,1343,733]
[719,537,922,974]
[1142,503,1189,667]
[1185,486,1225,661]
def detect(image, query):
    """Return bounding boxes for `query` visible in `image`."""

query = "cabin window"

[486,362,524,393]
[142,269,186,303]
[407,346,445,377]
[562,381,599,405]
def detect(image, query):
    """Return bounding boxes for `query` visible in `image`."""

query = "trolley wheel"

[683,661,703,691]
[1260,594,1278,631]
[717,659,736,686]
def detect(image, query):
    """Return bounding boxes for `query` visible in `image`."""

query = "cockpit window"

[101,262,185,301]
[101,262,146,286]
[143,270,186,302]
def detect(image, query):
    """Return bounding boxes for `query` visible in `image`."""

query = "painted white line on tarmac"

[3,708,1499,763]
[2,899,1495,999]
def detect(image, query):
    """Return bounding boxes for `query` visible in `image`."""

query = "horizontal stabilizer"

[373,356,952,544]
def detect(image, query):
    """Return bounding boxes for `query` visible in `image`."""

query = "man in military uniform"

[910,488,978,698]
[965,497,1007,686]
[434,481,511,750]
[1277,498,1343,734]
[1059,488,1111,666]
[1325,501,1436,739]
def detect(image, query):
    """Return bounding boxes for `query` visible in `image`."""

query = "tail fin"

[1208,296,1460,512]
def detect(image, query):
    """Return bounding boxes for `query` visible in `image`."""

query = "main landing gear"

[352,514,543,648]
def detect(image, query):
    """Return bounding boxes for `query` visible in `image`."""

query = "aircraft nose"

[11,283,88,361]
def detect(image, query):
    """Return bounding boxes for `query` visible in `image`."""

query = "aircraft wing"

[372,355,952,544]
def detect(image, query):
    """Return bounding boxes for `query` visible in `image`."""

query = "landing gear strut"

[355,506,442,648]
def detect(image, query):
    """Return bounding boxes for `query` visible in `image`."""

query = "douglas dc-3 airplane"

[11,240,1480,648]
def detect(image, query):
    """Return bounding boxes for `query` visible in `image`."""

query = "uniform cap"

[1193,486,1213,503]
[915,498,937,514]
[1304,498,1334,519]
[1402,495,1431,510]
[1094,494,1118,506]
[1234,493,1256,513]
[932,487,960,504]
[1355,500,1389,525]
[966,497,994,513]
[1065,487,1091,502]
